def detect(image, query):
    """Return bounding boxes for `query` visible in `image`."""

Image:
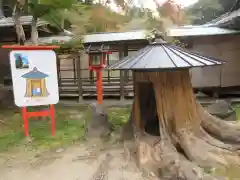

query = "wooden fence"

[57,52,134,100]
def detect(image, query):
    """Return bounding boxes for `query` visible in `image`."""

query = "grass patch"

[0,104,90,152]
[0,104,131,152]
[107,107,131,130]
[212,165,240,179]
[233,104,240,121]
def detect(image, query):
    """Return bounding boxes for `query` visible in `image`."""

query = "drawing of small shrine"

[22,67,49,97]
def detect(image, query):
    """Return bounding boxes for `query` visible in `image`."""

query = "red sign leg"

[49,104,56,136]
[22,107,29,137]
[97,70,103,104]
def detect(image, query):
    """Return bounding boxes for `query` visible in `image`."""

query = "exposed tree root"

[122,116,240,180]
[134,126,221,180]
[199,127,240,151]
[170,127,238,152]
[155,139,220,180]
[177,130,240,168]
[199,104,240,144]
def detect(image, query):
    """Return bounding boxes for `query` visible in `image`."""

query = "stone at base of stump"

[205,100,237,121]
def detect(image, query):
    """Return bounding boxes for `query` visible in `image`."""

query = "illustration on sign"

[14,53,29,69]
[9,50,59,107]
[22,67,49,98]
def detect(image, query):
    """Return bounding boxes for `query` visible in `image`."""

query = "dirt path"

[0,143,158,180]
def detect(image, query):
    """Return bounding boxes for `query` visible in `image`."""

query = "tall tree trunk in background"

[61,17,65,29]
[0,0,4,18]
[31,18,38,45]
[13,1,26,45]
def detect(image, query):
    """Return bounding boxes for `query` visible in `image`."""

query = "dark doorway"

[138,82,160,136]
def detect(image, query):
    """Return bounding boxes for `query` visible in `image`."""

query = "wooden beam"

[76,52,83,102]
[73,57,77,83]
[107,54,110,82]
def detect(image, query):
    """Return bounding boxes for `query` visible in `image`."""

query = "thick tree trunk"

[124,69,240,179]
[13,1,26,45]
[31,18,38,45]
[0,0,4,18]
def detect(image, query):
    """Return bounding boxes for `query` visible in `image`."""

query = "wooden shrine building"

[58,30,149,100]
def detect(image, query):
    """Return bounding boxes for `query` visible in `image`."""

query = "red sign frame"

[2,45,60,137]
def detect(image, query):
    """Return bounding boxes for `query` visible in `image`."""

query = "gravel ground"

[0,143,159,180]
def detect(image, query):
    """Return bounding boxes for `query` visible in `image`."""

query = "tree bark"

[124,69,240,179]
[13,1,26,45]
[31,18,38,45]
[133,121,221,180]
[0,0,4,18]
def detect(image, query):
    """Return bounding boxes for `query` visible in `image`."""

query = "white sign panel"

[10,50,59,107]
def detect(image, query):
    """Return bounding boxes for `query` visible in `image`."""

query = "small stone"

[35,153,41,158]
[56,148,64,153]
[25,136,32,143]
[69,114,83,119]
[206,100,234,117]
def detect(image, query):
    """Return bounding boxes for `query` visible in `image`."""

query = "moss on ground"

[0,104,89,152]
[233,104,240,121]
[212,165,240,180]
[0,104,131,152]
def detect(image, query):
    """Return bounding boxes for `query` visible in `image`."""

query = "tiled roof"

[83,30,147,43]
[0,16,48,27]
[166,26,240,37]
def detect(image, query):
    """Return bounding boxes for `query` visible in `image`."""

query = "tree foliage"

[186,0,236,24]
[6,0,193,45]
[62,2,130,35]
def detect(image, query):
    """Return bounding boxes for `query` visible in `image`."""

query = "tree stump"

[121,70,240,179]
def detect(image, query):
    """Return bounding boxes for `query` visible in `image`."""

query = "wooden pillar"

[123,44,129,83]
[76,51,83,102]
[90,70,94,84]
[0,0,4,18]
[119,44,125,100]
[107,54,110,82]
[73,56,76,83]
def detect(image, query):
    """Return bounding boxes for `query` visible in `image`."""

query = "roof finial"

[150,29,166,44]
